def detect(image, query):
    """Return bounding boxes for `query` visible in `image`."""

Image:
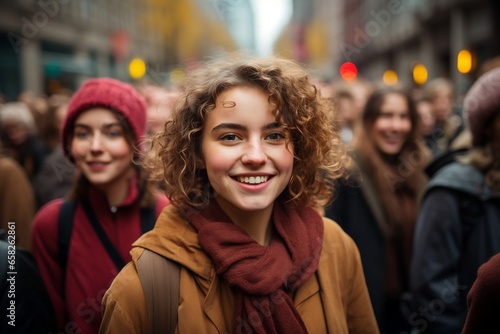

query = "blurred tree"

[139,0,237,64]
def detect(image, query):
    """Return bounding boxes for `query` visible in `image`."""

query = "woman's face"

[70,108,134,188]
[370,93,412,156]
[201,86,294,219]
[4,122,29,146]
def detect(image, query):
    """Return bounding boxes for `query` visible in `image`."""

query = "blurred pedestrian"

[100,56,378,333]
[332,83,359,144]
[33,94,75,208]
[409,67,500,333]
[423,78,465,156]
[325,86,429,334]
[1,230,56,333]
[140,84,179,137]
[38,94,71,153]
[31,78,170,334]
[0,148,36,251]
[415,97,435,146]
[0,102,49,183]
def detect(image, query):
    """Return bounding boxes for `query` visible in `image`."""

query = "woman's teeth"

[237,176,269,184]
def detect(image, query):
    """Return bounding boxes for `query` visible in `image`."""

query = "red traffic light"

[340,62,358,81]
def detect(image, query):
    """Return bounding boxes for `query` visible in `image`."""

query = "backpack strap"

[137,249,180,334]
[81,198,127,270]
[58,200,157,271]
[58,200,77,273]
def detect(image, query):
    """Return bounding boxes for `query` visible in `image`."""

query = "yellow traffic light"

[413,63,428,85]
[129,58,146,80]
[457,50,472,74]
[382,70,398,86]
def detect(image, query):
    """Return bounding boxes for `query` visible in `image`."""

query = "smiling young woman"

[100,56,379,334]
[31,78,169,334]
[325,86,430,333]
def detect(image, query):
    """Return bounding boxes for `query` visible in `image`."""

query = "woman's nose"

[90,133,104,151]
[242,142,267,165]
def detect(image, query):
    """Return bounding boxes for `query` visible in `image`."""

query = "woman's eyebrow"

[74,122,121,129]
[211,123,246,132]
[211,122,282,133]
[263,122,282,130]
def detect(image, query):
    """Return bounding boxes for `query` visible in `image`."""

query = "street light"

[457,49,472,74]
[129,58,146,80]
[382,70,398,86]
[412,63,428,85]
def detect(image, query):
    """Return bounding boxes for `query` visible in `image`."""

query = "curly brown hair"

[147,55,348,209]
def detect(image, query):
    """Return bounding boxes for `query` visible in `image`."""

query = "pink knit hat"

[62,78,147,161]
[463,67,500,146]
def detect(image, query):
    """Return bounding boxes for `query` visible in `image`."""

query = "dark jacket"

[325,176,386,323]
[324,155,425,333]
[1,235,56,333]
[409,162,500,333]
[33,147,75,208]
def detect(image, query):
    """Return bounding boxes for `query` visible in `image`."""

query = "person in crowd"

[0,102,49,183]
[38,94,71,153]
[409,67,500,333]
[349,79,373,120]
[325,86,430,334]
[33,94,76,208]
[461,251,500,334]
[1,230,56,333]
[332,83,358,144]
[329,79,373,146]
[139,84,180,137]
[100,56,379,333]
[415,97,435,146]
[0,147,36,251]
[31,78,170,334]
[23,92,50,137]
[423,77,465,156]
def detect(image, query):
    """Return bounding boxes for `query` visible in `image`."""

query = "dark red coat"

[462,252,500,334]
[32,180,169,333]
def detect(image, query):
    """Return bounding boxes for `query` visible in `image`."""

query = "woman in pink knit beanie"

[31,77,170,334]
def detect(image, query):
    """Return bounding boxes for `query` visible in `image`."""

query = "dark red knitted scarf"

[185,200,324,334]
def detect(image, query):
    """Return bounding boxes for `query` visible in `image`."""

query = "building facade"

[338,0,500,94]
[0,0,238,100]
[274,0,499,96]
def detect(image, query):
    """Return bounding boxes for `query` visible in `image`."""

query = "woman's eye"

[220,133,239,141]
[105,127,123,138]
[267,132,285,141]
[74,130,89,139]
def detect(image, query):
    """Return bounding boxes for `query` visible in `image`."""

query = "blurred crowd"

[1,53,500,334]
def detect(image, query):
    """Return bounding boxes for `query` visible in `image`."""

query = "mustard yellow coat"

[100,205,379,334]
